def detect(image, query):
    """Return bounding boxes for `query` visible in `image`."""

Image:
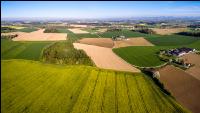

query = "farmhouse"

[112,35,127,40]
[167,47,195,57]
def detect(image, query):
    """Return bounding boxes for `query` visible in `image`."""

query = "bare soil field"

[181,53,200,80]
[151,28,187,35]
[97,28,107,33]
[68,28,89,34]
[73,43,140,72]
[113,37,154,48]
[70,24,88,28]
[158,65,200,113]
[77,38,114,48]
[9,29,67,41]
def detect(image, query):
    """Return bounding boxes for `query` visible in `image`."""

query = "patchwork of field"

[73,43,140,72]
[151,28,187,35]
[158,65,200,113]
[113,37,154,48]
[11,29,67,41]
[1,60,189,113]
[49,29,200,46]
[68,28,89,34]
[77,38,114,48]
[113,40,200,67]
[77,37,154,48]
[1,39,52,60]
[181,53,200,80]
[2,26,200,113]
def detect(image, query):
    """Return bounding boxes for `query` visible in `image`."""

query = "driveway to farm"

[73,43,140,73]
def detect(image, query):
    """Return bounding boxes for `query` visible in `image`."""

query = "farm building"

[112,35,127,40]
[166,47,195,57]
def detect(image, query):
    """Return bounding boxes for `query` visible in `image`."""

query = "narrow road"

[73,43,140,73]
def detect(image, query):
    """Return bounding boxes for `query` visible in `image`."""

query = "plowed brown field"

[159,65,200,113]
[77,38,114,48]
[151,28,187,35]
[113,37,154,48]
[68,28,89,34]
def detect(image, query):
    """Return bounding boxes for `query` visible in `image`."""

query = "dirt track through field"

[159,65,200,113]
[7,29,67,41]
[73,43,140,72]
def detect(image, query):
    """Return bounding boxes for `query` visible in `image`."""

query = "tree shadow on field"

[141,69,175,99]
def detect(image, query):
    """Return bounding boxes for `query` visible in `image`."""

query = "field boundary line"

[85,71,100,112]
[115,72,118,113]
[131,62,168,69]
[39,41,57,61]
[134,76,149,113]
[124,74,134,113]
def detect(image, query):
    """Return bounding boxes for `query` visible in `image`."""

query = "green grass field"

[17,27,38,32]
[44,28,73,34]
[1,39,52,60]
[113,40,200,67]
[145,35,200,46]
[187,40,200,50]
[113,46,166,67]
[1,26,38,33]
[81,28,99,33]
[1,60,189,113]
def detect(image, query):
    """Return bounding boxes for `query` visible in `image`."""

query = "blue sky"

[1,1,200,18]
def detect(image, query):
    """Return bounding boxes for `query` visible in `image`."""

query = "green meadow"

[1,39,52,60]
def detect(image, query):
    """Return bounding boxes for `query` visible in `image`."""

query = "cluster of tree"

[132,28,156,34]
[1,34,18,40]
[107,28,122,32]
[43,27,59,33]
[42,41,94,66]
[1,27,17,33]
[177,31,200,37]
[187,24,200,28]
